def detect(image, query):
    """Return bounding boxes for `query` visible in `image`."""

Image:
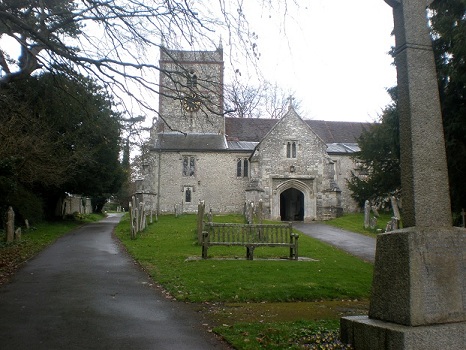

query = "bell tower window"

[182,156,196,176]
[187,70,197,88]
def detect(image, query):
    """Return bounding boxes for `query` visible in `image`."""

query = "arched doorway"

[280,188,304,221]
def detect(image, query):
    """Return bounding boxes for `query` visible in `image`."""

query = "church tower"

[158,46,224,134]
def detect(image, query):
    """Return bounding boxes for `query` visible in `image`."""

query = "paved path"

[0,214,229,350]
[293,222,376,263]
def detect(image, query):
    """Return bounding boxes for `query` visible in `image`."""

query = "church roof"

[227,140,258,151]
[225,117,370,144]
[154,133,228,151]
[326,143,361,154]
[153,119,369,154]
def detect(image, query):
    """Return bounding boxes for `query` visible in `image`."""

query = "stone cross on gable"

[287,95,294,110]
[385,0,451,228]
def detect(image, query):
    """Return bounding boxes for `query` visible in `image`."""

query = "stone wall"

[158,48,224,134]
[61,195,92,216]
[250,108,343,221]
[331,154,360,213]
[150,150,250,214]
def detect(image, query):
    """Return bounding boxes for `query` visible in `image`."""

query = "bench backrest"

[205,222,293,244]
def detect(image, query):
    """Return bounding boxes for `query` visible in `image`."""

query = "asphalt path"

[293,222,376,263]
[0,213,229,350]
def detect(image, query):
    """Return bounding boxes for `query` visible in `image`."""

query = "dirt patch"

[197,299,369,326]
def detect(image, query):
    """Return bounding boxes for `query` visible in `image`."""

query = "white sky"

[0,1,397,124]
[240,0,397,123]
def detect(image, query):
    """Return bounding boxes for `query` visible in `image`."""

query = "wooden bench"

[201,222,298,260]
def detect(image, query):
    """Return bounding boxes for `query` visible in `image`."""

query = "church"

[140,46,369,222]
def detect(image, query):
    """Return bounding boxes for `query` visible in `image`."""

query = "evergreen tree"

[0,73,126,221]
[431,0,466,214]
[347,87,400,208]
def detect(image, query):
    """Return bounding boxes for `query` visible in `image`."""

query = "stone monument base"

[340,227,465,349]
[341,316,466,350]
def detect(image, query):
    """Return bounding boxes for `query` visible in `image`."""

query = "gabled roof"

[225,117,370,144]
[153,117,370,154]
[252,106,327,152]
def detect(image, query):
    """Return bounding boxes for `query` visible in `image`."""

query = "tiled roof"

[225,117,370,144]
[154,119,370,154]
[154,133,228,151]
[326,143,361,154]
[227,140,258,151]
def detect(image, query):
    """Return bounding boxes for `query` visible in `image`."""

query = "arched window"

[236,158,249,177]
[286,141,297,158]
[183,156,195,176]
[185,187,192,203]
[187,70,197,88]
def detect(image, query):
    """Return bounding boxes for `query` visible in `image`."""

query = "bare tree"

[0,1,270,119]
[225,79,303,119]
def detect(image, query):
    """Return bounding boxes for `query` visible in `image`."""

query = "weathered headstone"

[390,196,401,220]
[258,199,263,224]
[341,1,466,349]
[369,216,377,230]
[364,200,370,229]
[6,206,14,243]
[197,201,205,244]
[14,227,21,241]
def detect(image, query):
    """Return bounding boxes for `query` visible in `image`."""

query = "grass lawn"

[323,212,394,236]
[115,213,373,349]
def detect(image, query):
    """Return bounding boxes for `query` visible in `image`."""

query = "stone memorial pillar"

[340,1,466,349]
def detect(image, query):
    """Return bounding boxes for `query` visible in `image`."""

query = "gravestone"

[340,1,466,349]
[364,200,370,229]
[6,206,14,243]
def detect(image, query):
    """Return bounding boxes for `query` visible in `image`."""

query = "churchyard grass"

[115,214,373,303]
[215,319,352,350]
[115,213,370,349]
[324,212,394,236]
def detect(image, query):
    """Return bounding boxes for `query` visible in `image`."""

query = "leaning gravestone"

[340,1,466,349]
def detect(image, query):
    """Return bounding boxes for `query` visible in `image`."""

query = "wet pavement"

[0,214,229,350]
[293,222,376,263]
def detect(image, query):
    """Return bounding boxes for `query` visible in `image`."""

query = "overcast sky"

[1,1,397,124]
[242,0,397,123]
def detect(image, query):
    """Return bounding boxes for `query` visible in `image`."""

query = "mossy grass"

[215,319,353,349]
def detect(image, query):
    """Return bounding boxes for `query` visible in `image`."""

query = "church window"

[244,158,249,177]
[286,141,297,158]
[187,70,197,88]
[183,156,195,176]
[184,187,192,203]
[236,158,249,177]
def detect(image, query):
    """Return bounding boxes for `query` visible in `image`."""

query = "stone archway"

[280,188,304,221]
[272,179,316,222]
